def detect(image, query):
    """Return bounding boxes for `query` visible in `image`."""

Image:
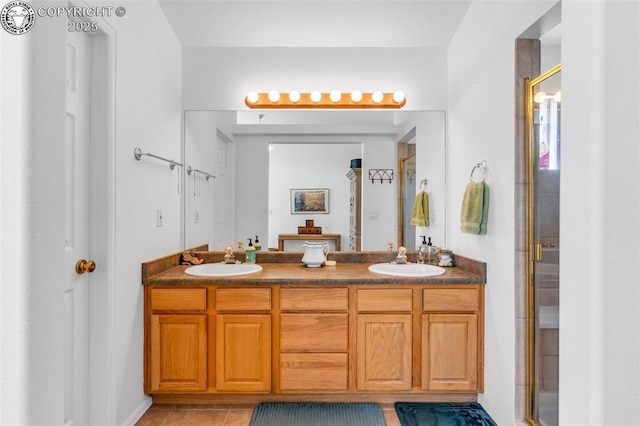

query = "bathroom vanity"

[142,250,486,404]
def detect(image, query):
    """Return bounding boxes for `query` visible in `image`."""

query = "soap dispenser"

[245,238,256,264]
[417,236,428,264]
[254,235,262,251]
[418,236,438,265]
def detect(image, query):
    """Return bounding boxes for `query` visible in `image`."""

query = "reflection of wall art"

[290,188,330,214]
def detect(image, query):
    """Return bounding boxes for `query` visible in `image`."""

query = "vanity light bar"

[245,91,406,109]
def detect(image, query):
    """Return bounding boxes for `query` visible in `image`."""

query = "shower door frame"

[524,63,562,425]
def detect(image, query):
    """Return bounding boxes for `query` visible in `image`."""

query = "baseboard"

[121,396,152,426]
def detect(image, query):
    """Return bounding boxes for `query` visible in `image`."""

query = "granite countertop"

[143,250,485,286]
[142,250,487,285]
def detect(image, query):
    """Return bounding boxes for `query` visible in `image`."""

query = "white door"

[64,28,92,425]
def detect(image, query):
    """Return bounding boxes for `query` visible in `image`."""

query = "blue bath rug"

[395,402,497,426]
[249,402,386,426]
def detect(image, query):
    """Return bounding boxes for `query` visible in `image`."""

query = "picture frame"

[290,188,330,214]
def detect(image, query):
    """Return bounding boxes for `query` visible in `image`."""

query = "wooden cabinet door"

[356,314,412,391]
[422,313,478,391]
[149,314,207,392]
[216,314,271,392]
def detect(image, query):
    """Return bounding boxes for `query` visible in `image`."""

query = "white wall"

[105,3,183,423]
[184,111,220,249]
[447,1,557,424]
[183,46,448,111]
[560,1,640,424]
[268,143,362,250]
[0,1,183,424]
[1,2,67,423]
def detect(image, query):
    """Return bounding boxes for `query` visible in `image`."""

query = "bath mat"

[395,402,497,426]
[249,402,386,426]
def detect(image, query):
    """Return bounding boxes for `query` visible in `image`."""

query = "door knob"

[75,259,96,274]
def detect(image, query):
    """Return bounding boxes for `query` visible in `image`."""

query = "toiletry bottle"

[254,235,262,251]
[426,237,437,265]
[417,236,428,264]
[245,238,256,264]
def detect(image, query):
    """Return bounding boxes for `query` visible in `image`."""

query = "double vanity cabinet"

[142,251,486,403]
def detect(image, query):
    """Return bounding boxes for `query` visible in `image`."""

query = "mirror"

[182,110,447,252]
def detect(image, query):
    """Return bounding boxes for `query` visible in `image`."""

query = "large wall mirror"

[182,110,447,252]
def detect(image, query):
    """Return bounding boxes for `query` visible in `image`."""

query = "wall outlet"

[194,209,199,223]
[369,210,379,219]
[156,208,163,227]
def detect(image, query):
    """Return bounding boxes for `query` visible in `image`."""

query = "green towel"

[460,182,489,234]
[410,191,429,227]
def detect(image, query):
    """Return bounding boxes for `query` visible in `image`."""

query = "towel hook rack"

[134,147,182,170]
[470,161,487,182]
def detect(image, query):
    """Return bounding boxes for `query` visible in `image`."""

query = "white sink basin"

[185,263,262,277]
[368,263,446,277]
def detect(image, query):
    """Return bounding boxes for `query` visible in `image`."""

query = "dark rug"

[395,402,497,426]
[249,402,386,426]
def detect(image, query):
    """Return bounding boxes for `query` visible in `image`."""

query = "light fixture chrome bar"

[134,147,182,170]
[187,165,215,181]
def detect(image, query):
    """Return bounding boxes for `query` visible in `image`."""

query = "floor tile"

[224,409,253,426]
[135,409,169,425]
[163,410,229,425]
[383,407,401,426]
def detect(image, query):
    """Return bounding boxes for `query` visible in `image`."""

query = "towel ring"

[470,161,487,182]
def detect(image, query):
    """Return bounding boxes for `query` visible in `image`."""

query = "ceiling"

[158,0,472,48]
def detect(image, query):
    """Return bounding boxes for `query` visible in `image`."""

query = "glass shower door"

[526,64,561,426]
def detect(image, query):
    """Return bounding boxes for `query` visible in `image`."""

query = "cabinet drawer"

[150,288,207,311]
[280,353,348,391]
[280,288,348,311]
[356,289,412,312]
[216,288,271,311]
[281,314,348,352]
[423,288,479,312]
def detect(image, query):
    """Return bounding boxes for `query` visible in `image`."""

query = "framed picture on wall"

[290,188,330,214]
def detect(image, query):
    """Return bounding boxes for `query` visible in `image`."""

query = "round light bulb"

[372,91,384,103]
[351,90,363,103]
[533,91,547,104]
[553,90,562,103]
[288,91,300,103]
[393,90,405,103]
[330,90,342,103]
[310,91,322,103]
[268,90,280,103]
[246,91,259,104]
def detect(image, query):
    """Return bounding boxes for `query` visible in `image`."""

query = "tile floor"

[136,403,402,426]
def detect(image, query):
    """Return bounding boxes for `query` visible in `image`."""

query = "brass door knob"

[75,259,96,274]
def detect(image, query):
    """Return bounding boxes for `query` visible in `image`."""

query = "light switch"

[194,209,199,223]
[156,208,163,227]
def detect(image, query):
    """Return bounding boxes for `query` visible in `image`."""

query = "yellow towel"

[460,182,489,235]
[410,191,430,227]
